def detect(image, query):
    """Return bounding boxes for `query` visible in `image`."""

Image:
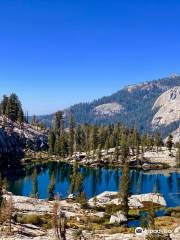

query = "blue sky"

[0,0,180,115]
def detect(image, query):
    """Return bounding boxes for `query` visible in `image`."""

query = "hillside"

[37,75,180,139]
[0,116,48,166]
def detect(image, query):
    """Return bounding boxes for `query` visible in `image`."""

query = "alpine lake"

[1,161,180,227]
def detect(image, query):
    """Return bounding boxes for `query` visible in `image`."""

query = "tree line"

[0,94,24,123]
[48,111,167,159]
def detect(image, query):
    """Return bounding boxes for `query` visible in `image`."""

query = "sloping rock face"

[94,103,124,116]
[152,86,180,127]
[0,116,48,165]
[0,127,23,165]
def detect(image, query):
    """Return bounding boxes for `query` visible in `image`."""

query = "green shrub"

[16,214,52,229]
[165,206,180,217]
[105,204,122,214]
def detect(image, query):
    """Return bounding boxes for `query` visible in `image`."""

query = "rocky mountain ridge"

[37,75,180,140]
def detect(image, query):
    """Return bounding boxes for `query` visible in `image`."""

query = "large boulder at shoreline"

[88,191,166,208]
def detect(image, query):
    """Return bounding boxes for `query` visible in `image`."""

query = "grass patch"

[16,214,52,229]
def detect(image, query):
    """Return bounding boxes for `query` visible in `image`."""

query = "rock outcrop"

[109,211,127,224]
[94,102,123,116]
[152,86,180,127]
[88,191,166,208]
[0,116,48,165]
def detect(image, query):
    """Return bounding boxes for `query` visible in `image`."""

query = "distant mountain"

[37,75,180,139]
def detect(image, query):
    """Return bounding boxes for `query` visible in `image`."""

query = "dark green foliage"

[53,111,63,135]
[120,133,129,163]
[166,134,173,152]
[69,112,75,156]
[0,95,8,115]
[0,93,24,122]
[48,112,166,165]
[48,130,56,154]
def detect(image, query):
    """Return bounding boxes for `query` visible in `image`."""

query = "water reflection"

[1,162,180,208]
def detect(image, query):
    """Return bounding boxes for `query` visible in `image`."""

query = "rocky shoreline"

[30,146,178,171]
[1,191,180,239]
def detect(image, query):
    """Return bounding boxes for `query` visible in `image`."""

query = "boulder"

[94,212,105,218]
[67,194,74,199]
[109,211,127,224]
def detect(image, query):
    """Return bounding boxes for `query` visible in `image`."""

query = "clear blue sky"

[0,0,180,115]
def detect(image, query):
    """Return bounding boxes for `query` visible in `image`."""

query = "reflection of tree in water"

[91,169,97,197]
[32,168,38,198]
[135,171,141,194]
[105,168,110,189]
[140,174,148,192]
[57,163,71,183]
[48,170,56,200]
[114,168,120,189]
[167,173,173,191]
[97,167,102,185]
[176,172,180,200]
[129,170,136,194]
[152,175,158,193]
[48,162,58,178]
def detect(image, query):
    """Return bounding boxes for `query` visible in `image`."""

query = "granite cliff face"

[152,86,180,127]
[0,116,48,165]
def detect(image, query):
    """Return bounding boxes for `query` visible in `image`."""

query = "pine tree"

[5,93,23,122]
[118,162,130,218]
[59,131,69,157]
[166,135,173,152]
[120,133,129,164]
[53,111,63,135]
[48,130,56,154]
[54,135,60,156]
[0,95,8,115]
[114,144,119,161]
[90,125,98,154]
[154,132,162,152]
[96,144,102,162]
[69,113,75,156]
[17,108,24,124]
[141,133,147,153]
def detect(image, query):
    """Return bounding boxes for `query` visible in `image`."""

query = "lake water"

[2,161,180,227]
[3,161,180,209]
